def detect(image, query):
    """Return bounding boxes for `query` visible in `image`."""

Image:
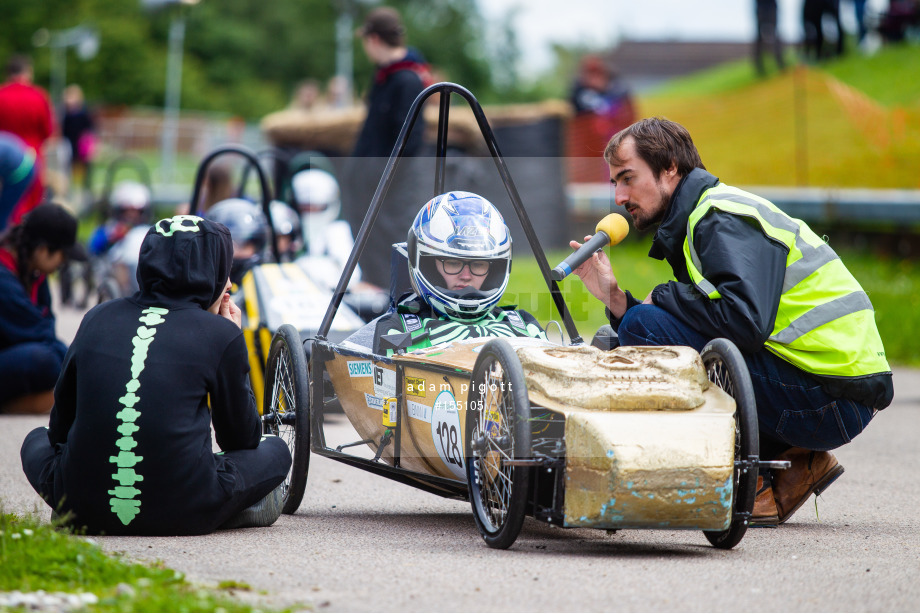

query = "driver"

[205,198,269,286]
[373,191,545,354]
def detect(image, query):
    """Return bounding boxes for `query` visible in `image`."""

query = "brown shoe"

[751,474,779,527]
[772,447,845,523]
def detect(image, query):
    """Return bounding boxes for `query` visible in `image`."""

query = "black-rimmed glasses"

[439,258,490,276]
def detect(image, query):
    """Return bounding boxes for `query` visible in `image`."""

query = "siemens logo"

[347,361,374,377]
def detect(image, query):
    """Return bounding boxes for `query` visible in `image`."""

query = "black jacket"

[613,168,892,409]
[352,48,428,158]
[46,217,262,535]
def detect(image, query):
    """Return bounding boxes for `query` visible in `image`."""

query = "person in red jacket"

[0,55,54,225]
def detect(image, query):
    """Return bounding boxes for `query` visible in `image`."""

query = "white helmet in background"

[111,180,152,213]
[291,168,341,255]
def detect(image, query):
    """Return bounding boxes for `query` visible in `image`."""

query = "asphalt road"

[1,300,918,612]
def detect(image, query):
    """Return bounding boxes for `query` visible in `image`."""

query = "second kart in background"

[59,154,154,307]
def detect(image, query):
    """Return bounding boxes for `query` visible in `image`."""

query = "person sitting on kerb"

[373,191,546,355]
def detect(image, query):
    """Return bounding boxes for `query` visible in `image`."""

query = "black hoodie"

[46,216,262,535]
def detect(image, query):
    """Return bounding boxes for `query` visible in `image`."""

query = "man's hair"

[6,55,31,79]
[604,117,705,178]
[359,7,406,48]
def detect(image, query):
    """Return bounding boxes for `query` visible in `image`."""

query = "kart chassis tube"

[188,144,280,262]
[309,338,570,511]
[315,82,582,344]
[310,339,470,500]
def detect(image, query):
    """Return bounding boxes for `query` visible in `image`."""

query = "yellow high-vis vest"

[683,184,890,378]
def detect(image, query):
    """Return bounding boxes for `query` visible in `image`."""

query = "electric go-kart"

[263,83,787,550]
[187,146,366,413]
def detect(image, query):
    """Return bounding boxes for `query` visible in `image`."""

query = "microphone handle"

[551,230,610,281]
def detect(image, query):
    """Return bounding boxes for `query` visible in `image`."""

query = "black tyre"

[263,324,310,514]
[701,338,759,549]
[465,339,531,549]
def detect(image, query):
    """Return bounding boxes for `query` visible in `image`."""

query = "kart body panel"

[241,262,365,413]
[322,335,735,530]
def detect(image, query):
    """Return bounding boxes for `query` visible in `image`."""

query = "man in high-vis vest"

[569,117,893,527]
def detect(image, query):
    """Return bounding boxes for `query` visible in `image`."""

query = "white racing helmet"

[407,191,511,322]
[111,180,152,214]
[291,168,341,255]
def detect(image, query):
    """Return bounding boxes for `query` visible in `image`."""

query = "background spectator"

[803,0,845,60]
[352,6,430,159]
[754,0,786,76]
[0,132,36,231]
[0,55,54,225]
[289,79,322,111]
[343,6,432,288]
[0,203,80,414]
[61,84,97,198]
[565,55,636,183]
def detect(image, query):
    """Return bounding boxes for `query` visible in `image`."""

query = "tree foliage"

[0,0,504,120]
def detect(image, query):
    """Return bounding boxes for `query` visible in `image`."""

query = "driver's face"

[435,259,486,291]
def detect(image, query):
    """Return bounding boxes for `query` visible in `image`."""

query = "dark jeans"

[0,342,64,405]
[618,305,874,457]
[21,428,291,535]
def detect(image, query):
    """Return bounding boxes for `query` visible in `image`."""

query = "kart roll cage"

[189,144,281,264]
[315,82,583,346]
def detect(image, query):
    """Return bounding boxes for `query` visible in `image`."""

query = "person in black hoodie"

[20,214,292,535]
[567,117,893,528]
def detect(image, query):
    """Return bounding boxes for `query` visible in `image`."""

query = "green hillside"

[639,44,920,189]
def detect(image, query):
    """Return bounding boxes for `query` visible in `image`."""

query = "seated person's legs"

[0,343,63,412]
[214,436,292,530]
[20,426,64,511]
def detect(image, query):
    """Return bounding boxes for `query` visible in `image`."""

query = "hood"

[136,215,233,310]
[403,47,427,64]
[649,168,719,264]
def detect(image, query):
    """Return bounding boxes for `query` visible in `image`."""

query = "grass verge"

[0,509,276,612]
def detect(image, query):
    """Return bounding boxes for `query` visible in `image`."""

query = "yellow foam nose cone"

[595,213,629,246]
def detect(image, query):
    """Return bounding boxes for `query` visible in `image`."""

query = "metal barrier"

[567,183,920,228]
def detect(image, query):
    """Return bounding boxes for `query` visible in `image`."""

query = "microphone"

[551,213,629,281]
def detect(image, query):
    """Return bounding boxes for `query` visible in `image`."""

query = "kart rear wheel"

[701,338,759,549]
[263,324,310,514]
[465,339,532,549]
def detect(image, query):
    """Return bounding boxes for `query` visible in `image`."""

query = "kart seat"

[341,243,411,352]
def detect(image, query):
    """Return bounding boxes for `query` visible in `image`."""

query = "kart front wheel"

[465,339,532,549]
[263,324,311,514]
[701,338,759,549]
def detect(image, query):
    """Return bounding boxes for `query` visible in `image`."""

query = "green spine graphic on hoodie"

[108,306,168,525]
